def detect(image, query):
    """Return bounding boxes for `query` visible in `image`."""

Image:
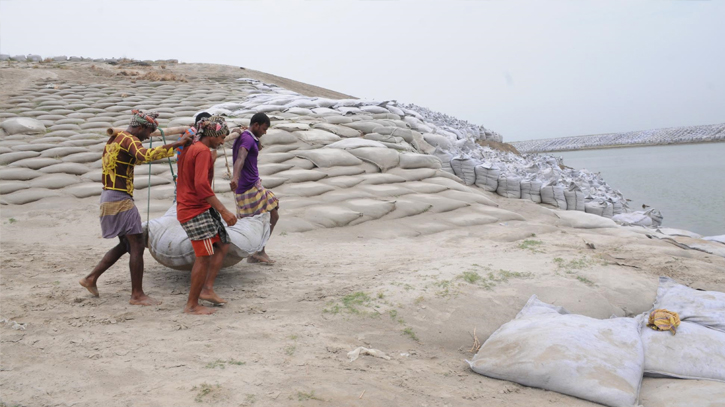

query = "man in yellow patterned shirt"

[80,110,191,306]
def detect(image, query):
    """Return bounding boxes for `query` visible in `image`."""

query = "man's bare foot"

[248,251,275,264]
[184,304,217,315]
[129,294,162,306]
[200,290,227,305]
[79,277,99,297]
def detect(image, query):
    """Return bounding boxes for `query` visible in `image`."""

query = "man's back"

[232,130,260,194]
[176,142,214,223]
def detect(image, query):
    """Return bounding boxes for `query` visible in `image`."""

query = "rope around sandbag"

[144,128,179,237]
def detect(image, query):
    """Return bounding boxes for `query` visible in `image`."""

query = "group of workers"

[79,109,279,315]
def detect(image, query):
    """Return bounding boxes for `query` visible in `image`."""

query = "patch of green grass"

[192,383,220,403]
[377,291,385,299]
[279,231,287,236]
[245,394,256,404]
[389,309,398,319]
[296,390,323,402]
[341,292,371,314]
[8,218,16,224]
[284,345,296,356]
[414,295,424,305]
[288,334,298,340]
[518,239,544,252]
[205,359,245,369]
[495,269,533,282]
[460,271,482,284]
[402,327,420,342]
[576,276,595,286]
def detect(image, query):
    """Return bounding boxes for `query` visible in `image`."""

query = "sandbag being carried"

[468,295,645,407]
[652,277,725,332]
[496,175,522,199]
[450,155,476,185]
[145,204,271,271]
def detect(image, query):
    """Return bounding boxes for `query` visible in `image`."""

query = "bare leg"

[79,237,128,297]
[185,256,216,315]
[248,208,279,264]
[126,233,161,306]
[200,242,230,304]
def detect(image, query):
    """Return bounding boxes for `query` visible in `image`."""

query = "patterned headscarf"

[197,115,229,139]
[129,109,159,129]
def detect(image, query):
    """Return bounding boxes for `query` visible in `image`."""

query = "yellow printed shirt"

[101,132,175,196]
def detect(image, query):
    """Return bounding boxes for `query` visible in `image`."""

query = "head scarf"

[129,109,159,130]
[196,115,229,140]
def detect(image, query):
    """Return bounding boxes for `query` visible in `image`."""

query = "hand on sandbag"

[222,209,237,227]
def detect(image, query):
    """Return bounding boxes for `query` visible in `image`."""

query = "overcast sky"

[1,0,723,141]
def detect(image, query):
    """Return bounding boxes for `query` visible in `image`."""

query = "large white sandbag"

[325,139,386,150]
[639,378,725,407]
[468,295,644,407]
[555,210,619,229]
[564,184,585,211]
[641,319,725,382]
[540,184,567,209]
[311,122,361,138]
[292,129,341,145]
[585,200,609,217]
[293,149,362,168]
[398,153,442,170]
[450,155,476,185]
[347,147,400,172]
[373,126,414,143]
[496,175,522,199]
[423,133,453,150]
[1,117,46,135]
[474,164,499,192]
[520,179,542,203]
[145,204,271,271]
[652,277,725,332]
[612,209,663,228]
[432,147,454,174]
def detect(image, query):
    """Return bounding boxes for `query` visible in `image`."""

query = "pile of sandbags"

[469,279,725,406]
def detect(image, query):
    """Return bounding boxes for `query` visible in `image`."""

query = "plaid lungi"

[180,208,230,243]
[235,179,279,219]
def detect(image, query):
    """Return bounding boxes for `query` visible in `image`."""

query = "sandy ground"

[1,60,724,407]
[1,193,724,407]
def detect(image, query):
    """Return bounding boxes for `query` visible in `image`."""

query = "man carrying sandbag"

[176,115,237,315]
[230,112,279,264]
[80,110,191,305]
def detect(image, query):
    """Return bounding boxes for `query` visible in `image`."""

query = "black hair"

[250,112,270,127]
[195,112,211,124]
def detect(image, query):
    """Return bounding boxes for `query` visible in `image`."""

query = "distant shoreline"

[521,139,725,155]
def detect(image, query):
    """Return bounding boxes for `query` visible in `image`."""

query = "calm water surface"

[555,142,725,236]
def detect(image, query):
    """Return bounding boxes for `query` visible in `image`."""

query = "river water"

[555,142,725,237]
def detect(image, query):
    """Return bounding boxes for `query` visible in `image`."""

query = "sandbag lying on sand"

[652,277,725,332]
[641,319,725,382]
[613,208,663,228]
[145,204,271,271]
[468,295,644,407]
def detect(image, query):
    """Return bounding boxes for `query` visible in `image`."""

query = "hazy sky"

[1,0,723,141]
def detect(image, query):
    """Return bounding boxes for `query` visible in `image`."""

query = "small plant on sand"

[296,390,323,401]
[284,345,296,356]
[576,276,596,286]
[403,327,420,342]
[518,239,544,252]
[205,359,245,369]
[8,218,16,224]
[192,383,221,403]
[460,271,482,284]
[279,231,287,236]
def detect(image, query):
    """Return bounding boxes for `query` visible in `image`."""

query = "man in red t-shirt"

[176,115,237,315]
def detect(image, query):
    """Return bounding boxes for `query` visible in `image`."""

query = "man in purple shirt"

[230,113,279,264]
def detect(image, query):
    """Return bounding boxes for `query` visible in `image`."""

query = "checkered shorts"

[180,208,230,243]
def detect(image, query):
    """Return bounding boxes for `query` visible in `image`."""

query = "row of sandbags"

[433,148,630,216]
[468,277,725,407]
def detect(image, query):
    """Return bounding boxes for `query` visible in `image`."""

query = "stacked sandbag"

[468,295,645,407]
[474,163,499,192]
[540,182,567,209]
[520,178,542,203]
[564,183,585,211]
[584,200,613,218]
[450,155,476,185]
[612,209,663,228]
[432,147,454,175]
[496,175,522,199]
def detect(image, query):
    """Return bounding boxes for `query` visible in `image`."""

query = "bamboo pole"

[106,126,190,137]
